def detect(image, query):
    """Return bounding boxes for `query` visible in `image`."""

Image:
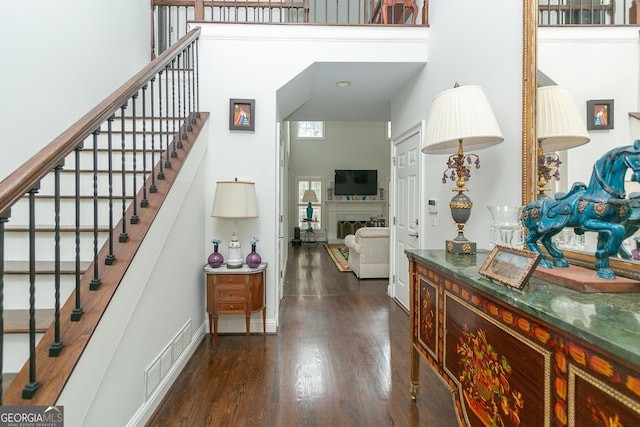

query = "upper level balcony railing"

[152,1,640,58]
[539,0,639,25]
[151,0,428,57]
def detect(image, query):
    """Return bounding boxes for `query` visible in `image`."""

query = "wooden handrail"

[0,27,201,218]
[539,3,614,11]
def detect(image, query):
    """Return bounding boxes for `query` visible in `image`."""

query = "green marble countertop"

[405,249,640,367]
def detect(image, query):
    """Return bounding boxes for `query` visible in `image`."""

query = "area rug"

[323,243,352,272]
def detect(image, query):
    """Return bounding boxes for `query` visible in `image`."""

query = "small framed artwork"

[478,245,541,290]
[229,98,255,131]
[586,99,614,130]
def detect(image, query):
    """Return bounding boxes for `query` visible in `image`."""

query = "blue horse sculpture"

[520,140,640,279]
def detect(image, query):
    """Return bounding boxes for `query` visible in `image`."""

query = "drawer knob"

[229,305,234,309]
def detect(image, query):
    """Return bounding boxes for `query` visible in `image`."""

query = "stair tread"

[3,373,17,395]
[5,225,110,232]
[29,194,134,200]
[4,260,90,274]
[4,309,55,333]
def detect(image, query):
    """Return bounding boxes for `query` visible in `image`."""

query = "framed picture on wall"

[586,99,614,130]
[229,98,255,131]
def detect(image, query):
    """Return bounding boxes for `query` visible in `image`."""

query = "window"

[297,121,324,139]
[297,177,322,230]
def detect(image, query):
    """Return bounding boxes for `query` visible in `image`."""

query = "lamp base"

[226,260,243,269]
[446,235,476,255]
[227,230,243,268]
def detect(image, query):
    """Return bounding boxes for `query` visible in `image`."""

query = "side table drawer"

[216,286,245,300]
[217,302,246,313]
[212,274,246,285]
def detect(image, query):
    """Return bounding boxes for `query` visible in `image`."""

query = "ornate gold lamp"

[422,84,504,254]
[537,85,590,199]
[211,179,259,268]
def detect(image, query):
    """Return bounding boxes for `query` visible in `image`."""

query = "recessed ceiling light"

[336,81,351,88]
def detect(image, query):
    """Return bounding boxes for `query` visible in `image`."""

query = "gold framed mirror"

[521,1,640,280]
[522,0,537,207]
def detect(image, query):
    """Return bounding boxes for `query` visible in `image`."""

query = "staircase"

[0,28,205,406]
[3,117,162,371]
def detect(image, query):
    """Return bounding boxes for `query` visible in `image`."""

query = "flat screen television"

[334,169,378,196]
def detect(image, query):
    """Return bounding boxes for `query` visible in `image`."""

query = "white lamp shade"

[211,180,259,218]
[537,85,590,152]
[301,189,318,203]
[422,85,504,155]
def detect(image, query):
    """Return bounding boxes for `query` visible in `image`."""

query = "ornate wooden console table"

[406,249,640,427]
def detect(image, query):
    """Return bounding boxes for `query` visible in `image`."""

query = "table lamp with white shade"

[211,179,259,268]
[301,189,318,232]
[422,84,504,255]
[537,85,590,199]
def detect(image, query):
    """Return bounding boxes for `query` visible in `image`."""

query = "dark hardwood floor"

[146,243,458,426]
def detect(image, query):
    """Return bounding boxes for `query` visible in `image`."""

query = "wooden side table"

[203,263,267,344]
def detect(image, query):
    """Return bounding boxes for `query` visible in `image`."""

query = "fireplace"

[325,200,387,243]
[337,220,369,239]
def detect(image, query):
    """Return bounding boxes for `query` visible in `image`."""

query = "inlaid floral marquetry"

[407,249,640,427]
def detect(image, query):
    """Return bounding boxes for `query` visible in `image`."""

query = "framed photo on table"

[586,99,614,130]
[479,246,541,290]
[229,98,255,131]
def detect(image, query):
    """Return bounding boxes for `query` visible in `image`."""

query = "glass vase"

[208,244,224,268]
[246,243,262,268]
[487,205,524,249]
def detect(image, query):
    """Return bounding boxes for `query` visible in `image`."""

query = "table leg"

[410,344,420,400]
[213,314,219,345]
[262,307,266,336]
[245,314,251,343]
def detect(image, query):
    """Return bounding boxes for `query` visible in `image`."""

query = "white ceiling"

[277,62,426,122]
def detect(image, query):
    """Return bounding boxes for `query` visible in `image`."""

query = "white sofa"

[344,227,390,279]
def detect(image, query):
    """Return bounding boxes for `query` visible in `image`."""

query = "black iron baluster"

[150,76,159,192]
[187,42,195,130]
[178,51,186,145]
[0,208,11,404]
[165,64,173,169]
[168,5,173,48]
[119,104,129,243]
[49,163,64,357]
[157,70,166,180]
[71,143,84,321]
[22,184,40,399]
[176,7,181,44]
[105,116,116,265]
[90,130,102,291]
[195,39,200,119]
[131,94,139,224]
[141,84,149,207]
[170,59,178,158]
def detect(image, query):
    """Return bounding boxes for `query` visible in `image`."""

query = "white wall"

[198,23,427,333]
[391,0,524,250]
[289,121,391,234]
[0,0,150,179]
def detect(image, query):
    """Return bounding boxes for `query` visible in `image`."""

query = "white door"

[391,123,422,310]
[277,123,286,305]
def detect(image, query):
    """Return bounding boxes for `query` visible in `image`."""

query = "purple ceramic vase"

[208,244,224,268]
[246,243,262,268]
